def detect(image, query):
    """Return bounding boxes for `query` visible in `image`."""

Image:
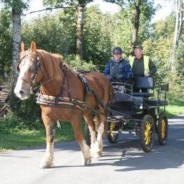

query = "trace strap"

[36,93,87,111]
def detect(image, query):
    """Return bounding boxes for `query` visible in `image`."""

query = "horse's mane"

[37,49,68,81]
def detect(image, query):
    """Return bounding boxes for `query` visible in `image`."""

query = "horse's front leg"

[71,116,91,166]
[40,114,55,169]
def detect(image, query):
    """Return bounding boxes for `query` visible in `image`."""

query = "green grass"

[0,120,75,152]
[166,97,184,118]
[0,129,45,151]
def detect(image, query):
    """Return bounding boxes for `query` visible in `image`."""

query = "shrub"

[64,55,97,71]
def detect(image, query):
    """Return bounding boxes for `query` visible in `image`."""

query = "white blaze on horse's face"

[14,51,36,100]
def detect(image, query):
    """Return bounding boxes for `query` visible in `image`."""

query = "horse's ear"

[30,41,37,52]
[21,42,26,52]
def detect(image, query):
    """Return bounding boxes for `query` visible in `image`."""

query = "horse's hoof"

[40,161,53,169]
[83,158,91,166]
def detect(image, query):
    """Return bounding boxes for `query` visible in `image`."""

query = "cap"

[134,45,143,50]
[112,47,123,55]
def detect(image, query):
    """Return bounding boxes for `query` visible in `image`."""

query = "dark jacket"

[131,56,157,77]
[103,59,133,80]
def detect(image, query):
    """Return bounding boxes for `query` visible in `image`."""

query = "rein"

[31,78,54,95]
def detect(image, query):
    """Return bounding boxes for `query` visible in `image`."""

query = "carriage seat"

[132,77,155,97]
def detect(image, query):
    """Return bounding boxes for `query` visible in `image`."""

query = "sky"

[24,0,174,22]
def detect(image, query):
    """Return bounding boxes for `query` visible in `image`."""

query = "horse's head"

[14,41,42,100]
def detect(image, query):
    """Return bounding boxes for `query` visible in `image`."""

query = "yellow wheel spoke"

[161,119,166,139]
[144,122,151,145]
[110,122,116,138]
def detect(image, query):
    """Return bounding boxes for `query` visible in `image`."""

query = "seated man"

[129,45,157,92]
[103,47,133,82]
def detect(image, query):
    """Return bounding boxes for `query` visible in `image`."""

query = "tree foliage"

[83,6,113,68]
[22,11,76,55]
[0,0,29,12]
[0,0,183,119]
[0,9,12,81]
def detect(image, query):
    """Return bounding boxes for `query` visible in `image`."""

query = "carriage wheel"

[140,115,155,152]
[107,121,119,143]
[157,112,168,145]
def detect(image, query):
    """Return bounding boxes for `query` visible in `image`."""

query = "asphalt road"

[0,115,184,184]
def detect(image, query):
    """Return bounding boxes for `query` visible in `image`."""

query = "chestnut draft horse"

[14,42,113,168]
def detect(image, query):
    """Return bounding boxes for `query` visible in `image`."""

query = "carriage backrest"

[135,77,155,89]
[160,83,169,91]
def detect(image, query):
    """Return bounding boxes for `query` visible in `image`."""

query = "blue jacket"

[103,59,133,80]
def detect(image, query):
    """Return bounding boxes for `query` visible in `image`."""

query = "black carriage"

[107,77,169,152]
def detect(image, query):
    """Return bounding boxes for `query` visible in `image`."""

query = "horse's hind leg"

[84,113,98,158]
[40,114,55,168]
[71,116,91,166]
[93,114,106,158]
[85,112,105,158]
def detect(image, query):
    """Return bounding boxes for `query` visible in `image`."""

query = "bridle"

[18,50,40,83]
[18,50,54,94]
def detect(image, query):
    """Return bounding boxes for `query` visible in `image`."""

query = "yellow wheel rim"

[161,119,166,139]
[110,122,116,138]
[144,122,151,145]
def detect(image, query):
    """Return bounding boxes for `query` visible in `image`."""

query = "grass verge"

[0,117,75,152]
[166,97,184,118]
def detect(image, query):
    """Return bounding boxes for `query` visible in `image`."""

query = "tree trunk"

[12,9,21,85]
[76,3,85,60]
[10,8,21,111]
[171,0,183,73]
[131,1,141,47]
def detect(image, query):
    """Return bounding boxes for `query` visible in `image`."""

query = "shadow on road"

[91,122,184,171]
